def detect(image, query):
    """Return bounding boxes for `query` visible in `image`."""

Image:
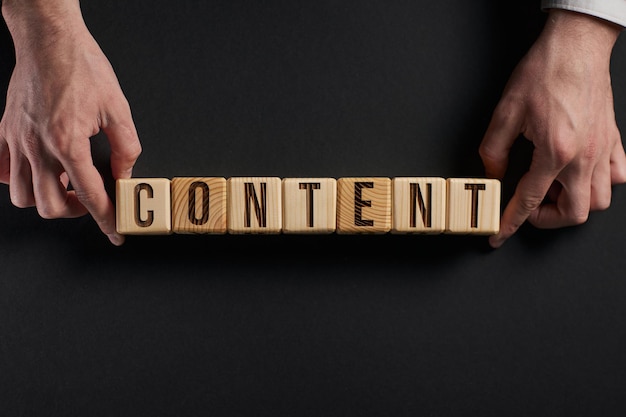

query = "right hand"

[479,10,626,248]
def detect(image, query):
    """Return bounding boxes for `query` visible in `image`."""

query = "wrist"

[2,0,85,46]
[543,9,620,55]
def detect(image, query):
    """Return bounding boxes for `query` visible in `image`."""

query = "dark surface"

[2,1,626,416]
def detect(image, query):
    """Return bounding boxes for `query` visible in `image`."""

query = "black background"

[2,1,626,416]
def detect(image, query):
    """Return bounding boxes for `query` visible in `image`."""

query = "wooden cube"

[228,177,282,234]
[392,177,446,234]
[171,177,227,234]
[282,178,337,234]
[336,177,391,234]
[116,178,172,235]
[446,178,500,235]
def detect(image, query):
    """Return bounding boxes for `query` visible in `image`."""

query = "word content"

[115,177,501,235]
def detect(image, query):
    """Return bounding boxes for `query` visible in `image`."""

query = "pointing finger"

[489,158,558,249]
[63,140,125,246]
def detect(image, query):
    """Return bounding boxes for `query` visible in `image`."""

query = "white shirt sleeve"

[541,0,626,27]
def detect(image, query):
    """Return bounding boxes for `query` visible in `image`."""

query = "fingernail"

[108,233,125,246]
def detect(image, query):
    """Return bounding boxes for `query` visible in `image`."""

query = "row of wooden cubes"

[116,177,501,235]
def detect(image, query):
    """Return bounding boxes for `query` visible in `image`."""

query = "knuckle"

[74,188,100,207]
[123,137,142,161]
[594,199,611,212]
[591,193,611,211]
[581,140,599,163]
[566,209,589,226]
[519,195,542,214]
[572,213,589,225]
[478,142,499,163]
[45,122,92,163]
[113,123,142,157]
[550,135,577,167]
[45,123,72,156]
[10,190,34,209]
[60,140,91,167]
[613,167,626,184]
[11,198,31,209]
[37,203,64,219]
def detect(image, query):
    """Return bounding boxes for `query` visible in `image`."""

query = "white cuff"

[541,0,626,27]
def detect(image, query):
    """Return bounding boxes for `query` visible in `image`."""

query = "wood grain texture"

[114,176,500,236]
[116,178,172,235]
[227,177,282,234]
[392,177,446,234]
[445,178,500,235]
[171,177,227,234]
[336,177,391,234]
[282,178,337,234]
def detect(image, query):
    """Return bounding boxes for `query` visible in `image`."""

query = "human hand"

[479,9,626,249]
[0,0,141,246]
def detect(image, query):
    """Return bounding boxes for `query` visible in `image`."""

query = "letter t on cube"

[282,178,337,234]
[446,178,500,235]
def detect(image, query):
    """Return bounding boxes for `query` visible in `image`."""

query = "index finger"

[64,144,125,246]
[489,160,559,249]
